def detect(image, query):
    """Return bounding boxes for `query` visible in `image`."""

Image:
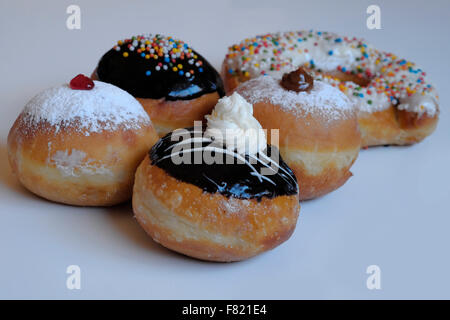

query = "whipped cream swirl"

[205,92,266,155]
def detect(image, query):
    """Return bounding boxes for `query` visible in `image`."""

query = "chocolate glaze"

[96,35,225,101]
[281,67,313,92]
[150,128,298,201]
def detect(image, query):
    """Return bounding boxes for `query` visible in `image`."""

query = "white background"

[0,0,449,299]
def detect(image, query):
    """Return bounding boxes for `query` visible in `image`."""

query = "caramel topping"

[280,67,313,92]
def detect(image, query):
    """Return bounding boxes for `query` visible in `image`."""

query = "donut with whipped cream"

[222,31,439,146]
[93,34,225,136]
[236,68,361,200]
[133,93,300,261]
[7,75,159,206]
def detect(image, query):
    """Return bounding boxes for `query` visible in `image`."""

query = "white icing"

[396,92,438,115]
[236,76,354,122]
[205,92,266,155]
[21,81,150,135]
[313,71,439,116]
[226,31,365,81]
[226,31,439,117]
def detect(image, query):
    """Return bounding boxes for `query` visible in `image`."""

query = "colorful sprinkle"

[224,31,437,115]
[113,34,207,82]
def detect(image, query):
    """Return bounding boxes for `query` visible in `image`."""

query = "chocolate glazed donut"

[151,128,298,200]
[93,35,225,136]
[132,127,300,262]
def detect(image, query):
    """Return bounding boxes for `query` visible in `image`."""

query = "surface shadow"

[103,202,245,266]
[104,202,205,263]
[1,141,244,265]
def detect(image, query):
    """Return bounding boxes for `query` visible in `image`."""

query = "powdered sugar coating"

[49,149,113,177]
[21,81,150,135]
[236,76,355,122]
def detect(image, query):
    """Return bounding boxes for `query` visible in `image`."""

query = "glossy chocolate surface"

[150,128,298,200]
[95,35,224,101]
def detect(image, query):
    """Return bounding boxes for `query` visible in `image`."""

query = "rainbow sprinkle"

[112,34,204,78]
[225,31,438,116]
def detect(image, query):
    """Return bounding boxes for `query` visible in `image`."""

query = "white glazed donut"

[222,31,439,147]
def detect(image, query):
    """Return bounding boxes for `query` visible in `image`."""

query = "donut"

[7,75,159,206]
[133,93,300,261]
[236,67,361,200]
[92,34,225,136]
[222,31,439,147]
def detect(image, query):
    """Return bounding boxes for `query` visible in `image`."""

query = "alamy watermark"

[366,5,381,30]
[66,265,81,290]
[164,121,282,176]
[366,265,381,290]
[66,5,81,30]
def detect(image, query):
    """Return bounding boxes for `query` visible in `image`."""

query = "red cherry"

[70,74,95,90]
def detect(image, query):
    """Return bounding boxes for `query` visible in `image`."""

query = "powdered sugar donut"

[236,68,360,200]
[7,75,159,206]
[223,31,439,147]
